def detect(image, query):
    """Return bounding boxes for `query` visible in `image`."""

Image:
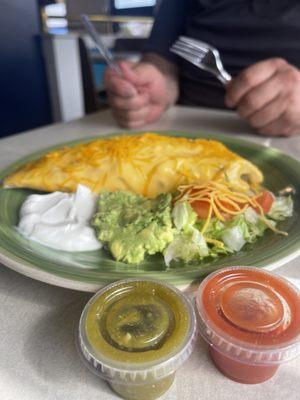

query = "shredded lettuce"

[268,196,293,221]
[244,207,259,224]
[165,202,209,265]
[172,202,197,230]
[198,218,225,240]
[221,215,250,251]
[165,195,293,267]
[164,227,208,266]
[221,226,246,252]
[224,213,269,245]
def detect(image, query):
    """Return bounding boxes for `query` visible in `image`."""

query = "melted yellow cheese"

[4,133,263,197]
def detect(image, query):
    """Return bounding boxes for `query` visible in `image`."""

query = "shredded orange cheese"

[174,181,287,238]
[4,133,263,197]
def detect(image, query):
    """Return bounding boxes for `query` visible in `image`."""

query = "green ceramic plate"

[0,131,299,292]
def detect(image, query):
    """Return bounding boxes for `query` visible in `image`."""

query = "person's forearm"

[141,52,180,106]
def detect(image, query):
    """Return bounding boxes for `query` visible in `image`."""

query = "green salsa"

[110,373,175,400]
[104,293,174,351]
[82,280,193,400]
[85,280,190,363]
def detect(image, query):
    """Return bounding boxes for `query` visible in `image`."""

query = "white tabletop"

[1,106,299,400]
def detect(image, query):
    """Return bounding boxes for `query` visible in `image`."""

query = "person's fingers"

[225,58,288,108]
[105,61,154,99]
[118,60,137,70]
[145,104,165,124]
[112,107,147,129]
[121,61,158,87]
[117,119,147,129]
[236,72,285,119]
[107,91,149,111]
[113,106,150,124]
[112,105,151,129]
[107,60,137,83]
[112,103,165,129]
[104,73,137,98]
[104,62,140,98]
[246,95,288,129]
[118,61,142,85]
[257,112,298,136]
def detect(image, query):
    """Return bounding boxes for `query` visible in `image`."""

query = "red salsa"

[196,267,300,384]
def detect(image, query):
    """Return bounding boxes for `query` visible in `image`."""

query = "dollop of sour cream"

[18,185,102,252]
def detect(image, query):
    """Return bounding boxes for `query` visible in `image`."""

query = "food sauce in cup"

[196,267,300,384]
[78,279,197,399]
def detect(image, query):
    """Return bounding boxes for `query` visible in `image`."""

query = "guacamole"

[93,191,174,264]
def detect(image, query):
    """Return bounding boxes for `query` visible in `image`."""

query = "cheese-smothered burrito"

[3,133,263,196]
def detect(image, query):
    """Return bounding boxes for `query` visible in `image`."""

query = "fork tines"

[179,36,212,52]
[170,36,209,64]
[170,36,232,85]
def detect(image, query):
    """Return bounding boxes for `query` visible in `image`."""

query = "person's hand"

[104,60,177,129]
[225,58,300,136]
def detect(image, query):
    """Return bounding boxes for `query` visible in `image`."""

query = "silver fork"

[80,14,122,75]
[170,36,231,85]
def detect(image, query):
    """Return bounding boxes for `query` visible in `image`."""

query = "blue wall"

[0,1,52,137]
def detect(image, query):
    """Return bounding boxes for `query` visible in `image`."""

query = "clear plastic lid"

[78,278,197,384]
[196,266,300,365]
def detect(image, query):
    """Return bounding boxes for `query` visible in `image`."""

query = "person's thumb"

[105,61,139,98]
[119,60,154,88]
[118,61,141,84]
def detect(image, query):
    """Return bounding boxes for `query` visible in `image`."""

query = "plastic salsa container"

[196,266,300,384]
[78,278,197,400]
